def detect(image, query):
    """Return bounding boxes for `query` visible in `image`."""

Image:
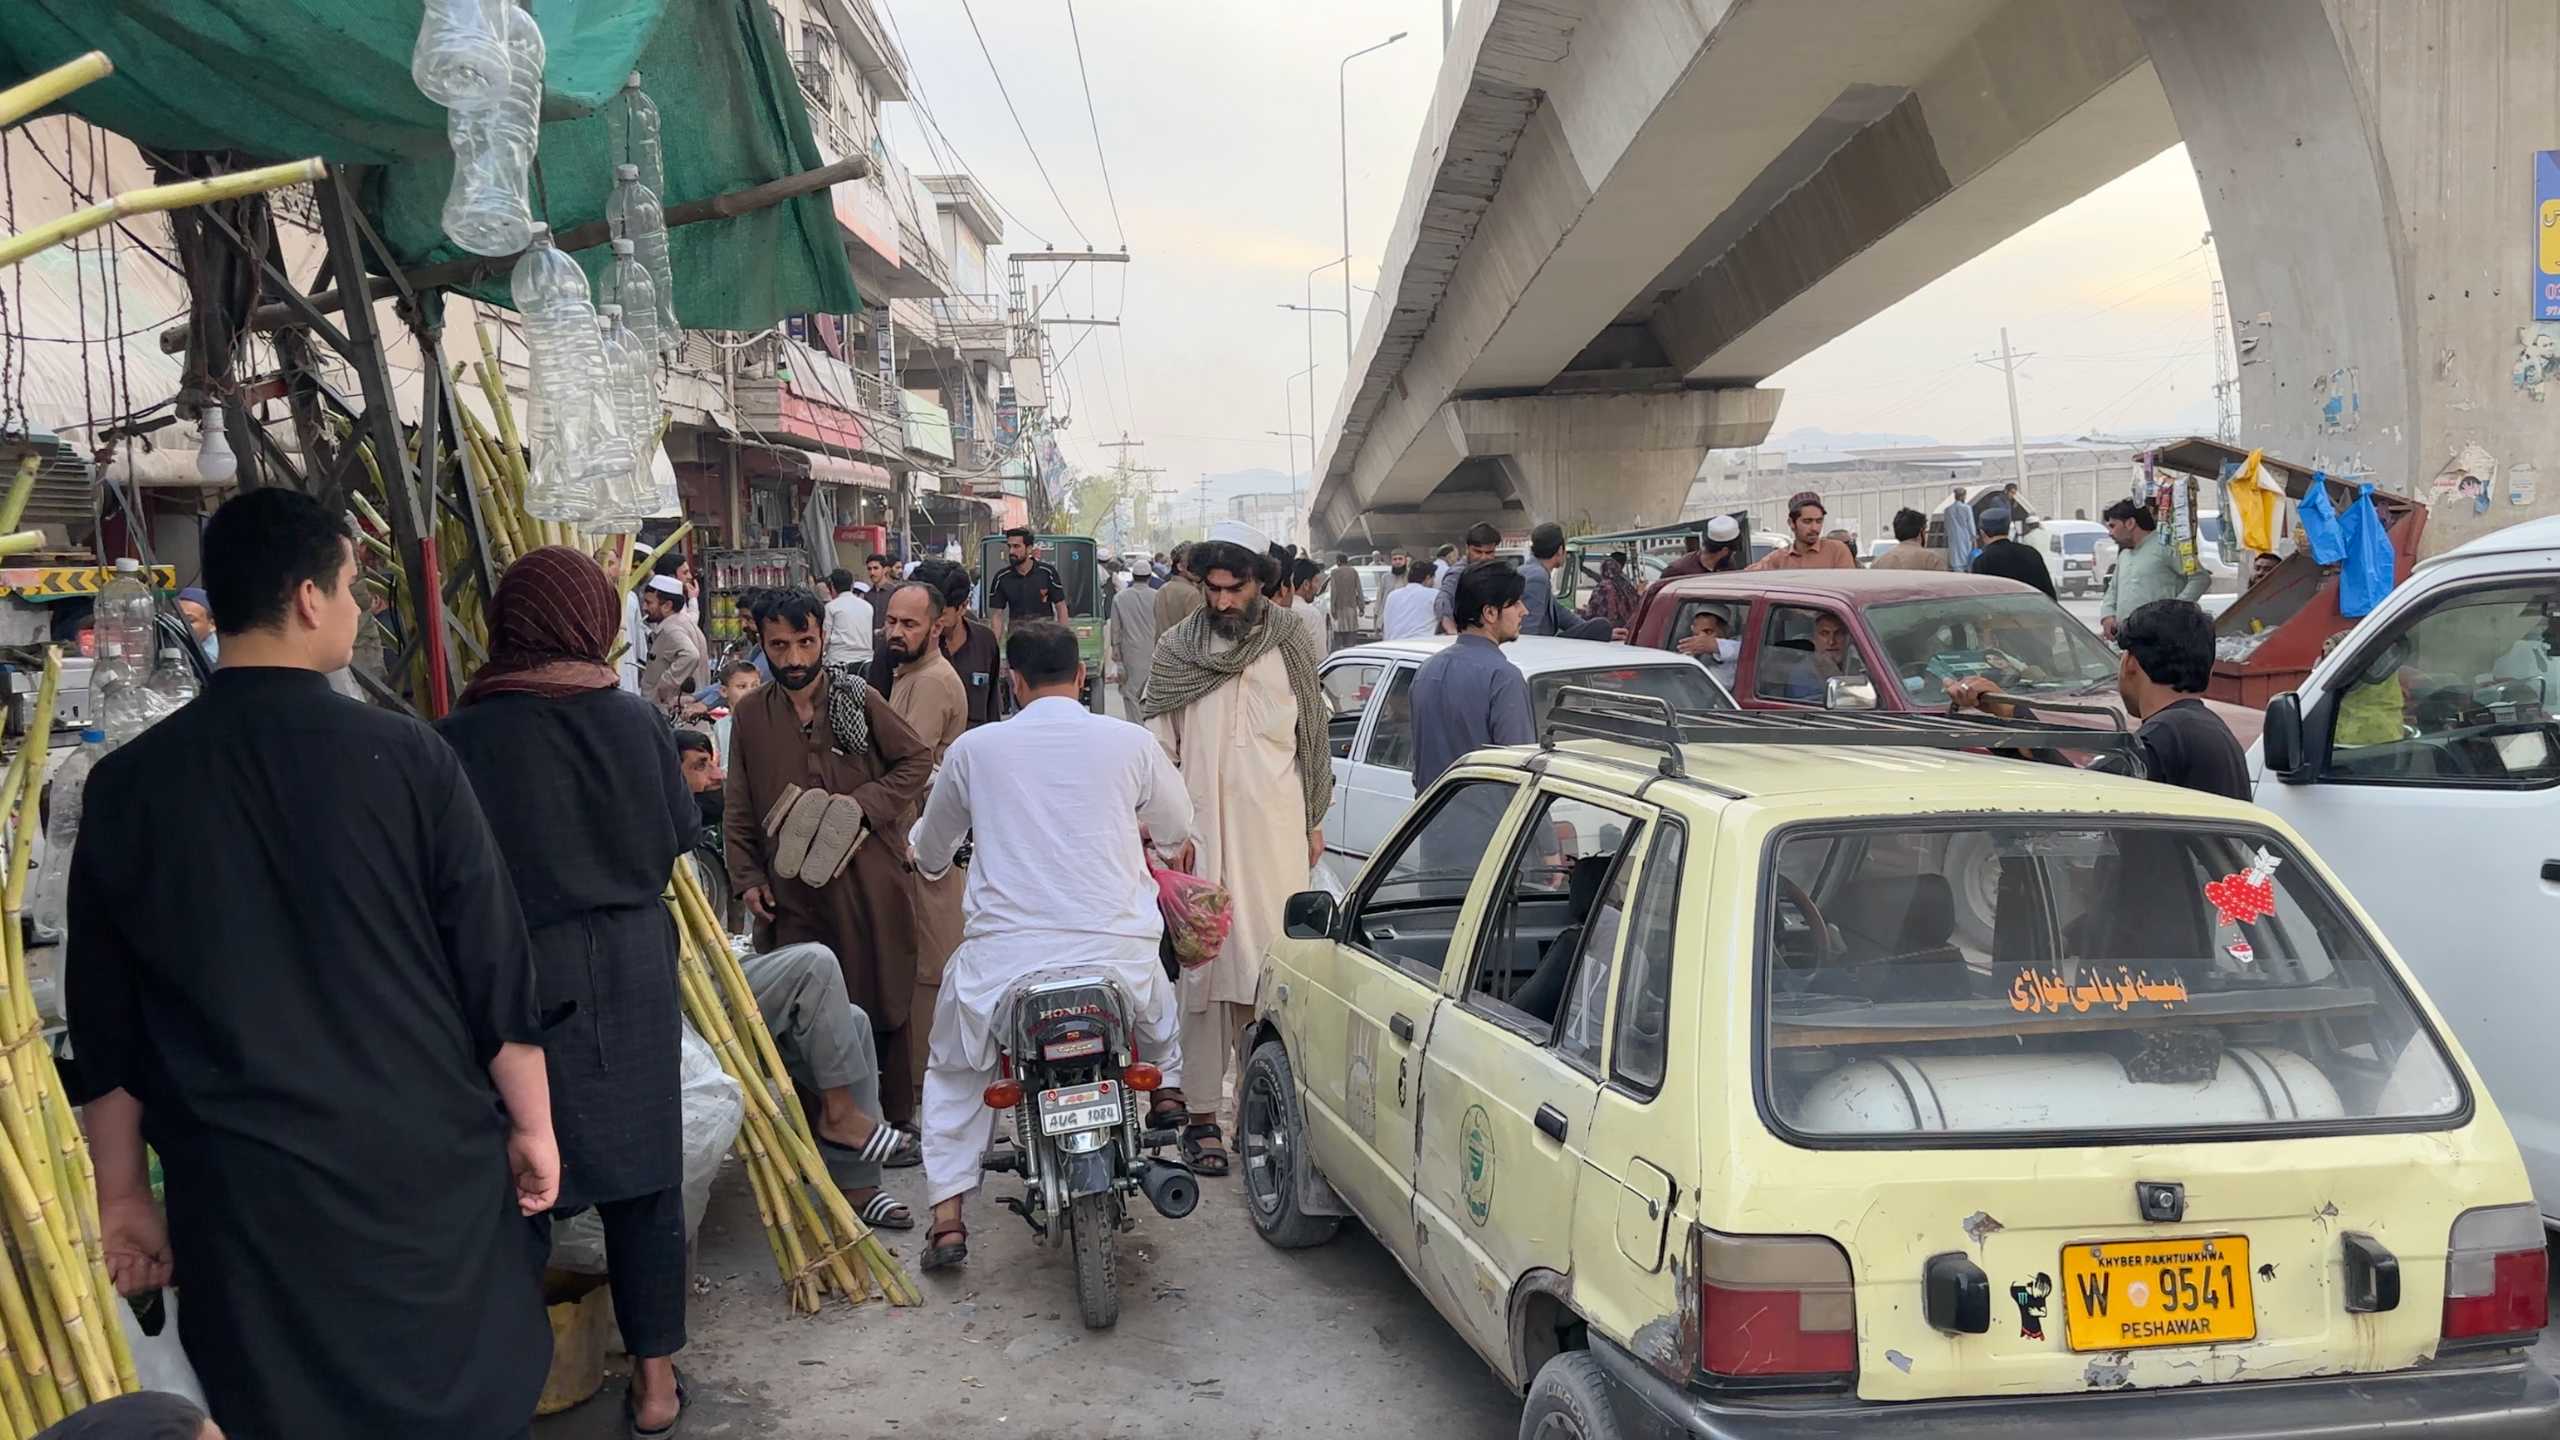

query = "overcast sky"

[877,1,2223,497]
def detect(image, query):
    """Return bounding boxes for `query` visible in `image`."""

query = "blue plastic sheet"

[2297,472,2347,566]
[2337,483,2397,618]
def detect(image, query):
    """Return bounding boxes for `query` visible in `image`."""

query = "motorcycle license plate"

[2059,1236,2254,1351]
[1038,1081,1124,1135]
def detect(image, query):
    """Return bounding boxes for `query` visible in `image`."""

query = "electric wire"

[953,0,1091,246]
[1062,0,1127,247]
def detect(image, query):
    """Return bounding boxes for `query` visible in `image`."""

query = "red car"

[1625,569,2262,744]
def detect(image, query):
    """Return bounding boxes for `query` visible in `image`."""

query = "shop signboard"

[2539,149,2560,321]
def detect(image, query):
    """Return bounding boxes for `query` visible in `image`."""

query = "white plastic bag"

[116,1292,207,1410]
[1310,855,1351,902]
[550,1019,744,1275]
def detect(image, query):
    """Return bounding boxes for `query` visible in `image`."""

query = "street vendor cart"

[2143,437,2426,709]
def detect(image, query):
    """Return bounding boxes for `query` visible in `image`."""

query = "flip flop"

[921,1224,968,1272]
[855,1191,915,1231]
[884,1129,922,1169]
[819,1123,914,1168]
[1180,1121,1231,1177]
[626,1367,687,1440]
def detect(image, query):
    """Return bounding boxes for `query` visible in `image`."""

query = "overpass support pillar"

[1453,388,1781,535]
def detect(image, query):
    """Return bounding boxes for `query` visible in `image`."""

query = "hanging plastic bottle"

[594,306,656,527]
[31,726,108,938]
[509,225,630,522]
[607,72,669,225]
[439,2,546,257]
[411,0,511,108]
[599,238,661,361]
[607,164,679,357]
[150,644,198,710]
[91,557,158,745]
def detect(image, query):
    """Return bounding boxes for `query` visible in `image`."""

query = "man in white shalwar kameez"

[909,621,1192,1271]
[1139,536,1333,1178]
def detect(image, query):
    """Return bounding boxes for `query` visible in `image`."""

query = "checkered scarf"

[820,664,873,756]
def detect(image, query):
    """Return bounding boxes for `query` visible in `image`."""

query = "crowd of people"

[50,484,2254,1438]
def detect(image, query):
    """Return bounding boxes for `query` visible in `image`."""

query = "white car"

[2251,511,2560,1222]
[2032,517,2112,596]
[1318,636,1731,863]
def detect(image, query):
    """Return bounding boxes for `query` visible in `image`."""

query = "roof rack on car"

[1539,686,2146,778]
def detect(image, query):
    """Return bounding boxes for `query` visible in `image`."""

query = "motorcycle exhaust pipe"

[1133,1159,1198,1219]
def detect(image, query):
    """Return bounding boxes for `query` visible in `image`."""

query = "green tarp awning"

[0,0,861,327]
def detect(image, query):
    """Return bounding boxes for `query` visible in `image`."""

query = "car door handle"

[1534,1104,1568,1142]
[1388,1013,1415,1043]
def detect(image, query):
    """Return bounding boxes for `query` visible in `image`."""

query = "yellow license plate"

[2060,1236,2254,1351]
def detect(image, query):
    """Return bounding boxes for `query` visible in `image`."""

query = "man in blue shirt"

[1518,522,1573,636]
[1412,562,1534,790]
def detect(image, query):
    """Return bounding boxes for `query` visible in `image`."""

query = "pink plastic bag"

[1152,864,1233,969]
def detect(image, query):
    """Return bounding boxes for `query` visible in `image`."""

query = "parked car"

[1317,636,1730,864]
[2251,512,2560,1225]
[2034,517,2114,596]
[1243,703,2553,1439]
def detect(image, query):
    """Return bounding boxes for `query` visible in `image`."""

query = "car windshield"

[1760,821,2462,1142]
[1868,593,2119,700]
[2062,531,2101,555]
[1530,662,1730,725]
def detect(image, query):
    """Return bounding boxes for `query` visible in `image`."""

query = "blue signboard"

[2539,150,2560,321]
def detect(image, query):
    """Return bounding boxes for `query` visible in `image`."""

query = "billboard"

[2539,150,2560,321]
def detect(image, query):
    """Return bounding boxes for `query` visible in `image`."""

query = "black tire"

[1238,1041,1341,1249]
[1519,1351,1620,1440]
[1068,1191,1119,1329]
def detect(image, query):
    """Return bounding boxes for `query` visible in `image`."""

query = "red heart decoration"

[2204,871,2276,927]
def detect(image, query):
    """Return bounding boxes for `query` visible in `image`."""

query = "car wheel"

[1519,1352,1620,1440]
[1238,1041,1340,1249]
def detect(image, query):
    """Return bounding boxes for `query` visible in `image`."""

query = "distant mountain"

[1767,424,1942,452]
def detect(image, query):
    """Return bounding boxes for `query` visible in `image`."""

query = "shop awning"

[0,0,862,329]
[806,454,892,490]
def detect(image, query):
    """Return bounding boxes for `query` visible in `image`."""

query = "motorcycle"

[981,967,1198,1328]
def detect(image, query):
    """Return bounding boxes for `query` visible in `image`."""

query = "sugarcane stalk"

[0,457,38,537]
[623,525,693,597]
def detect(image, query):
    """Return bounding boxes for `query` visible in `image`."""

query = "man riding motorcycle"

[907,621,1193,1271]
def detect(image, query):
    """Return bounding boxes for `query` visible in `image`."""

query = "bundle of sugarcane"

[662,864,920,1314]
[0,652,136,1435]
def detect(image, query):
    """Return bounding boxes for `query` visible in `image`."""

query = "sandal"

[820,1122,914,1168]
[626,1366,687,1439]
[921,1224,968,1272]
[854,1190,915,1231]
[1179,1121,1231,1177]
[1146,1092,1188,1133]
[885,1128,922,1169]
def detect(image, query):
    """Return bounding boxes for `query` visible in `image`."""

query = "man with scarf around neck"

[1138,539,1333,1177]
[724,590,938,1125]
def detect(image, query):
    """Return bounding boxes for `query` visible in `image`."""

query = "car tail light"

[1042,1035,1105,1061]
[983,1079,1022,1110]
[1123,1062,1163,1091]
[1694,1228,1857,1385]
[2443,1204,2547,1343]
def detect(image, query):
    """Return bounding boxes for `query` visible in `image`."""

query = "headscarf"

[1141,602,1334,831]
[458,545,623,706]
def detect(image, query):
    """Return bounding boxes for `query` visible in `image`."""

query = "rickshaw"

[975,532,1108,713]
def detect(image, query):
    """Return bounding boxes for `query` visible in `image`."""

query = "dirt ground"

[531,1149,1526,1439]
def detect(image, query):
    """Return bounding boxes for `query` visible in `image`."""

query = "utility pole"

[1976,328,2035,495]
[2205,233,2236,443]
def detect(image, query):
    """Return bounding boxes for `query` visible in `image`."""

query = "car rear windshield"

[1531,663,1730,727]
[1868,593,2118,703]
[1760,821,2462,1144]
[2062,531,2101,555]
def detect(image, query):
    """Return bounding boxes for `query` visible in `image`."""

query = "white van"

[2251,512,2560,1223]
[2031,517,2112,596]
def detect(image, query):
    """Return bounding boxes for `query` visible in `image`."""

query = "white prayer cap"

[1705,514,1741,543]
[644,575,685,598]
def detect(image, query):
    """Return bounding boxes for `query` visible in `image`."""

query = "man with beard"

[910,560,1004,727]
[1140,539,1332,1177]
[1155,542,1204,633]
[876,580,968,1103]
[725,591,938,1124]
[638,573,711,711]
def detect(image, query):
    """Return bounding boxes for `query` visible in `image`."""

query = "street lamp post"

[1340,32,1408,367]
[1279,361,1319,542]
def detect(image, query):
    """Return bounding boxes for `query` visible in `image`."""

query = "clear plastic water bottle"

[607,72,669,228]
[32,727,107,937]
[599,238,661,361]
[594,306,656,527]
[411,0,511,108]
[91,558,157,745]
[509,226,630,523]
[606,164,679,356]
[150,645,198,710]
[439,3,546,257]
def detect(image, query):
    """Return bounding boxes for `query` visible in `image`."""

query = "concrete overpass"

[1311,0,2560,558]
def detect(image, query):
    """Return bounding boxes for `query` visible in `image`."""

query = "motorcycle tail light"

[983,1079,1022,1110]
[2443,1203,2547,1344]
[1123,1062,1163,1091]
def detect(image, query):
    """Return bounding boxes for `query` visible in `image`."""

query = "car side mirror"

[1824,675,1876,711]
[2262,691,2306,780]
[1283,889,1339,940]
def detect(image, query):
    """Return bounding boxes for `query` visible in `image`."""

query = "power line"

[874,0,1053,249]
[1062,0,1127,248]
[954,0,1091,247]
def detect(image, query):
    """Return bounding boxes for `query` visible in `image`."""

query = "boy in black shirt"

[1946,598,2246,799]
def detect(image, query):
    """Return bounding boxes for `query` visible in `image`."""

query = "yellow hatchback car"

[1238,696,2556,1439]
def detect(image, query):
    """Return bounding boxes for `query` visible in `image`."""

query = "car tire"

[1238,1040,1341,1250]
[1519,1351,1621,1440]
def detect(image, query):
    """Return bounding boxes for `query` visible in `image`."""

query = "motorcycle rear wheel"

[1068,1191,1120,1328]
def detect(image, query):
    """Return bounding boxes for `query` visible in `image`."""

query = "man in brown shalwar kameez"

[725,590,936,1124]
[874,578,969,1106]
